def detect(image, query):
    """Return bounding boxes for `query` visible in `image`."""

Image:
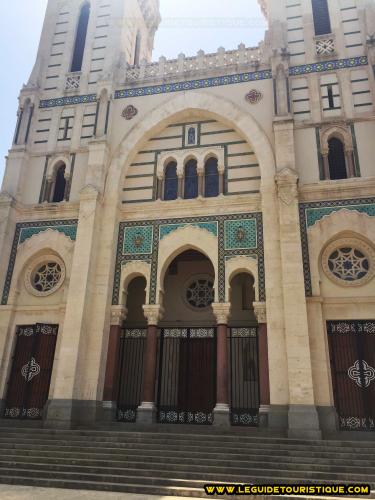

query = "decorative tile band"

[113,213,264,306]
[37,57,368,109]
[19,225,77,245]
[299,198,375,296]
[114,70,273,100]
[289,56,368,76]
[1,220,78,305]
[159,222,218,240]
[306,203,375,228]
[39,94,97,109]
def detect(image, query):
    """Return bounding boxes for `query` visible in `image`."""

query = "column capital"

[110,305,127,326]
[212,302,231,325]
[275,167,299,205]
[143,304,164,326]
[253,301,267,324]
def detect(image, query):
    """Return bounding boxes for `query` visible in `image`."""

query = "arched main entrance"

[157,250,217,425]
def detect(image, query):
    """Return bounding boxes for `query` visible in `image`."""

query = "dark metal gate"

[4,324,58,420]
[327,320,375,431]
[117,328,147,422]
[157,327,216,425]
[229,327,260,426]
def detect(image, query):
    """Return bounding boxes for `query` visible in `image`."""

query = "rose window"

[32,262,63,293]
[186,279,214,309]
[328,247,369,282]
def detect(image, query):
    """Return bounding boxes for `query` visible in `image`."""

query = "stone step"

[0,436,374,458]
[0,442,374,464]
[2,451,375,473]
[1,459,374,484]
[1,427,375,449]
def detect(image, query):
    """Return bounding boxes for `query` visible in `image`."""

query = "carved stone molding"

[253,301,267,324]
[143,304,164,326]
[211,302,231,325]
[110,306,128,326]
[276,168,299,206]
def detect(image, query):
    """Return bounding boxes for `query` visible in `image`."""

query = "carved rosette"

[253,302,267,324]
[143,304,164,326]
[122,105,138,120]
[211,303,231,325]
[275,168,299,206]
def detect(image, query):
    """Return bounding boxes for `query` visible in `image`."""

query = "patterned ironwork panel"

[224,219,257,250]
[157,328,216,425]
[4,324,59,420]
[229,327,260,427]
[327,320,375,432]
[123,226,153,255]
[117,328,146,422]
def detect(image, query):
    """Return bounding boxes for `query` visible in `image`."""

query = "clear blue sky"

[0,0,266,185]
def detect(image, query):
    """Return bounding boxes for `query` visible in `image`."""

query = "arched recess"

[107,91,276,199]
[157,225,218,306]
[120,260,151,306]
[7,229,75,305]
[225,256,259,303]
[307,209,375,297]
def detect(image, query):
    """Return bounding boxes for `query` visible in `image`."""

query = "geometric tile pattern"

[1,219,78,305]
[289,56,368,76]
[19,225,77,245]
[224,219,257,250]
[113,213,264,306]
[123,226,153,255]
[299,198,375,296]
[306,204,375,228]
[114,70,273,100]
[39,94,97,109]
[159,222,218,240]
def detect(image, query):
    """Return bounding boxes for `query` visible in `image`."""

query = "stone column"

[197,164,204,198]
[275,167,321,439]
[322,153,330,180]
[212,303,231,426]
[63,172,71,201]
[177,173,184,199]
[254,302,270,426]
[157,176,163,200]
[137,304,164,424]
[45,185,101,429]
[345,148,355,178]
[102,306,127,420]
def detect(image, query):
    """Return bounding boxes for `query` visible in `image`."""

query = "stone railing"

[123,44,263,83]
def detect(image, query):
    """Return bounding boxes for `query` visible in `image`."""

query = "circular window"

[185,276,214,309]
[322,239,375,287]
[25,255,65,297]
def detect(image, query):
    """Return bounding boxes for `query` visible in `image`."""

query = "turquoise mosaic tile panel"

[224,219,257,250]
[306,204,375,227]
[159,222,218,240]
[123,226,153,255]
[19,225,77,245]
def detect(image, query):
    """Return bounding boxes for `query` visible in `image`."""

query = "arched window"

[134,32,141,66]
[71,3,90,72]
[328,138,347,180]
[187,127,196,145]
[164,162,178,201]
[311,0,331,36]
[184,159,198,199]
[204,157,219,198]
[52,164,66,202]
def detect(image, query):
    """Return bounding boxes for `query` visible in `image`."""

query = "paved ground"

[0,485,193,500]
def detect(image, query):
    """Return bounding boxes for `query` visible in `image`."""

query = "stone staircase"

[0,427,374,498]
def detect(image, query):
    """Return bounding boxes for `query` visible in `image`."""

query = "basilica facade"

[0,0,374,438]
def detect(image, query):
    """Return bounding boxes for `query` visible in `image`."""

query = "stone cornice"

[299,178,375,203]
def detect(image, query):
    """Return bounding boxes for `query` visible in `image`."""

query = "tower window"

[71,3,90,72]
[204,157,219,198]
[164,162,178,201]
[184,159,198,199]
[311,0,331,36]
[327,85,334,109]
[52,165,67,203]
[328,138,347,180]
[134,32,141,66]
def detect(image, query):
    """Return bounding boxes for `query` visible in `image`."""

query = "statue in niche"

[188,126,196,145]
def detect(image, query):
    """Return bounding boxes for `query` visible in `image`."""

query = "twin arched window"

[71,3,90,73]
[162,157,220,201]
